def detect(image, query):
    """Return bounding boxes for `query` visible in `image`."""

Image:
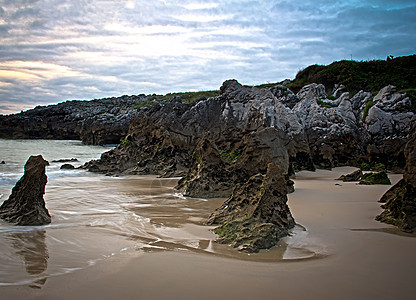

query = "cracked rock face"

[377,116,416,232]
[0,155,51,226]
[85,79,414,250]
[207,163,295,252]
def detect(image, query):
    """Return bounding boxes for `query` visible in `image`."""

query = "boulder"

[60,164,75,170]
[359,171,391,185]
[337,169,363,182]
[0,155,51,226]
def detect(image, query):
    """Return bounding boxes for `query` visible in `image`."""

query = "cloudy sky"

[0,0,415,114]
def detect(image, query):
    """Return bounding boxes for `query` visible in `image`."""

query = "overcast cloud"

[0,0,415,114]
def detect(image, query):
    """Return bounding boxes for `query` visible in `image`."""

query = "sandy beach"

[2,167,415,300]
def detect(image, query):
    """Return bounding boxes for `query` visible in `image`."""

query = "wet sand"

[2,167,416,300]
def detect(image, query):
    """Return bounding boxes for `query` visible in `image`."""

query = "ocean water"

[0,139,320,288]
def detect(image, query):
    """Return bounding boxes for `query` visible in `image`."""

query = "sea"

[0,139,318,289]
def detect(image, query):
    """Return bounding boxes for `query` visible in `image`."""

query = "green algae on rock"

[359,171,391,185]
[207,163,295,253]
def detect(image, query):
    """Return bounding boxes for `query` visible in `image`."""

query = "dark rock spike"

[0,155,51,226]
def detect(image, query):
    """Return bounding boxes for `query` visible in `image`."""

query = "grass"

[285,55,416,108]
[131,90,220,111]
[362,100,375,121]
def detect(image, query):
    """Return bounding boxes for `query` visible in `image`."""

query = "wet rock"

[359,171,391,185]
[376,116,416,232]
[176,136,233,198]
[52,158,78,163]
[207,163,295,253]
[0,155,51,226]
[337,169,363,182]
[60,164,75,170]
[1,160,5,164]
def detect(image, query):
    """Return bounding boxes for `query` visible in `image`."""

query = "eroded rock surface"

[376,116,416,232]
[0,155,51,226]
[84,79,414,250]
[207,163,295,252]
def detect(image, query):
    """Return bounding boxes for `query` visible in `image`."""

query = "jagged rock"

[176,136,233,198]
[52,158,78,163]
[376,116,416,232]
[0,155,51,226]
[207,163,295,253]
[83,80,414,250]
[337,169,363,182]
[359,171,391,185]
[364,86,413,165]
[0,95,144,145]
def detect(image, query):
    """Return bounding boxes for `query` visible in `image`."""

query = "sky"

[0,0,415,114]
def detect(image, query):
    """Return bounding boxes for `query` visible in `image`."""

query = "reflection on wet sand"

[8,230,49,289]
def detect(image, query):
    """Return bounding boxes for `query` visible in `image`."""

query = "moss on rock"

[359,171,391,185]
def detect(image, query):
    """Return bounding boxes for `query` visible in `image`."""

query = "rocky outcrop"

[376,116,416,232]
[207,163,295,252]
[0,155,51,226]
[359,171,391,185]
[0,95,146,145]
[337,169,363,182]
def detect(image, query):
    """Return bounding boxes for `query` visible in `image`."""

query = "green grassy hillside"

[285,55,416,99]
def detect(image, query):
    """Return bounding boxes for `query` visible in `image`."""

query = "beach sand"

[2,167,415,300]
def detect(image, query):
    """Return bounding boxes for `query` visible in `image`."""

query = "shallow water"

[0,139,323,288]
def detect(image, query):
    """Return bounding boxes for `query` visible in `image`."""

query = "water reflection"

[8,230,49,289]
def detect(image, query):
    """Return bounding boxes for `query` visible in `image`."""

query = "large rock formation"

[84,79,414,250]
[0,95,145,145]
[376,116,416,232]
[207,163,295,252]
[0,155,51,226]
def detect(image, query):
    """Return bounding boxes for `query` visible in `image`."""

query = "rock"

[176,136,233,198]
[0,95,145,145]
[337,169,363,182]
[207,163,295,252]
[376,116,416,232]
[359,171,391,185]
[1,160,5,164]
[52,158,78,163]
[60,164,75,170]
[83,80,415,251]
[0,155,51,226]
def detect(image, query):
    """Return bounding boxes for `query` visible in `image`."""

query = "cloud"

[0,0,415,114]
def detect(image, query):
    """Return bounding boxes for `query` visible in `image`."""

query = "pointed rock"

[0,155,51,226]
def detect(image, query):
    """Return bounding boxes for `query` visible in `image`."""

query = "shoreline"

[2,167,416,300]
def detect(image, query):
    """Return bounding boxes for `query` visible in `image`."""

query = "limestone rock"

[0,95,143,145]
[176,136,233,198]
[337,169,363,182]
[60,164,75,170]
[207,163,295,252]
[359,171,391,185]
[0,155,51,226]
[376,116,416,232]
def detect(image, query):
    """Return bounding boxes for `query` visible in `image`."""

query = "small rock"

[52,158,78,163]
[359,171,391,185]
[337,169,363,182]
[60,164,75,170]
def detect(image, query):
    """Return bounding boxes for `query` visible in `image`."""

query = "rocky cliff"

[85,79,414,251]
[0,95,147,145]
[87,80,414,176]
[376,116,416,232]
